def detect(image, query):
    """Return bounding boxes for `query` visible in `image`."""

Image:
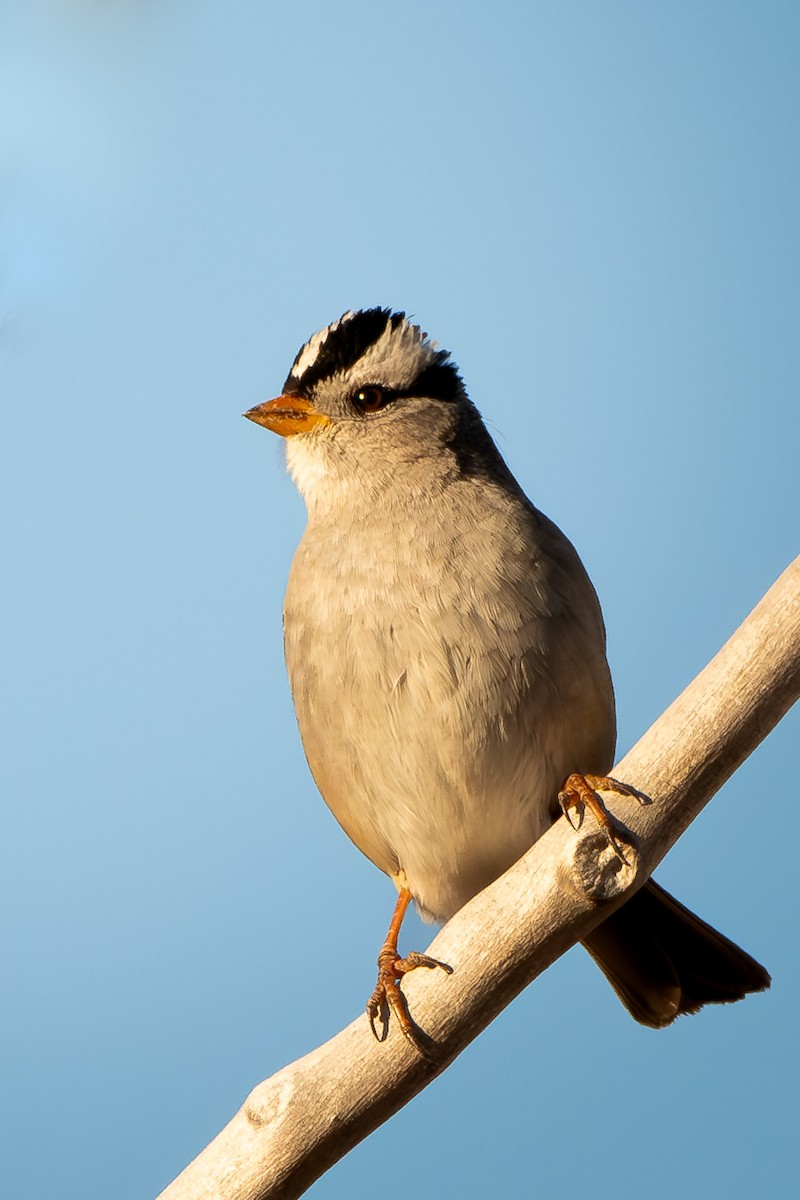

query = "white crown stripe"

[290,310,356,380]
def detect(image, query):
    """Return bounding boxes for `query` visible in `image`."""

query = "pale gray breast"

[283,478,615,921]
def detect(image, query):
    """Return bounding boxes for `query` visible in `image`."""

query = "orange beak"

[243,394,331,437]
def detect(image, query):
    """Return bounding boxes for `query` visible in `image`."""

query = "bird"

[244,307,769,1049]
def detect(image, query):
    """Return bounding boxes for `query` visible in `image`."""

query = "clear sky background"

[2,3,798,1197]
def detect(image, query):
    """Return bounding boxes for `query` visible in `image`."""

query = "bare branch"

[158,557,800,1200]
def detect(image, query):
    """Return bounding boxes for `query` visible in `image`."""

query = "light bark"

[159,556,800,1200]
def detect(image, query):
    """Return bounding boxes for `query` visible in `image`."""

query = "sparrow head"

[245,308,503,508]
[245,307,465,429]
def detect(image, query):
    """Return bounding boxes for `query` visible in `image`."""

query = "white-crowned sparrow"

[246,308,769,1048]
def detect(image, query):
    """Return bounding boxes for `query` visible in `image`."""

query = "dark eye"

[352,386,390,413]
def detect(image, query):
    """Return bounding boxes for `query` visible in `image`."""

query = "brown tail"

[582,879,770,1028]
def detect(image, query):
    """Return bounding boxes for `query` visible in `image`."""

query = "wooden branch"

[159,557,800,1200]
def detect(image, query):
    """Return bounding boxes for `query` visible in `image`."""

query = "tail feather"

[582,879,770,1028]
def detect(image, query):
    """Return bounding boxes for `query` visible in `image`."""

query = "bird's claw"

[558,773,648,864]
[366,947,452,1062]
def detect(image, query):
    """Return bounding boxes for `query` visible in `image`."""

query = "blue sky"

[1,3,798,1198]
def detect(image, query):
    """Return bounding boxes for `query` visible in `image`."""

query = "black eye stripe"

[349,361,465,416]
[399,362,463,403]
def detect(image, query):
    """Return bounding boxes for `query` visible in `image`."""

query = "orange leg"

[558,773,648,862]
[366,886,452,1057]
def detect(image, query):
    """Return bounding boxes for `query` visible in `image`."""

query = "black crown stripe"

[284,308,401,395]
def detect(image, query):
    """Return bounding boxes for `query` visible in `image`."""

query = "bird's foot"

[366,944,453,1061]
[558,773,648,864]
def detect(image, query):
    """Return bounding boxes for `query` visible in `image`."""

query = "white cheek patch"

[285,437,325,498]
[285,436,351,515]
[290,310,356,381]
